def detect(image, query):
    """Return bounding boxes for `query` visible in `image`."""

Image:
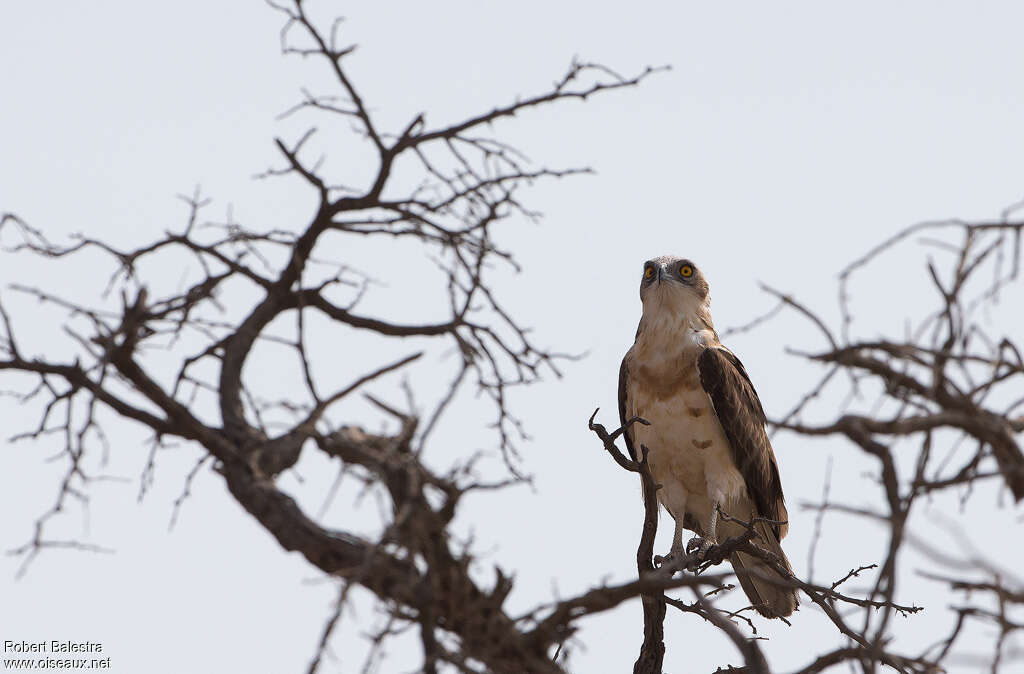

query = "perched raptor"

[619,255,798,618]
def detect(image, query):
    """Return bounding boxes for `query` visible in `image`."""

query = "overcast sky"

[3,2,1024,673]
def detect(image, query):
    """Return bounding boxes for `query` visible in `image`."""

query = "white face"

[638,257,708,305]
[638,259,709,331]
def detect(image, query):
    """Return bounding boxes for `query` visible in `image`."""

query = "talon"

[686,536,716,557]
[655,544,686,568]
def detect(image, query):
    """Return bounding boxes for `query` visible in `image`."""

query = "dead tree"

[772,218,1024,673]
[2,3,1021,673]
[0,3,677,673]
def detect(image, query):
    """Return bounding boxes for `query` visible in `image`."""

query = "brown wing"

[697,346,787,539]
[617,355,638,462]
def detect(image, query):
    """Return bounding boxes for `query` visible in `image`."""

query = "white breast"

[626,318,749,532]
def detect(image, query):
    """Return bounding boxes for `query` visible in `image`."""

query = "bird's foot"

[654,543,688,569]
[686,535,717,558]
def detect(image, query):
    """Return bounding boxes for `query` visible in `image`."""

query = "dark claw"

[686,536,717,558]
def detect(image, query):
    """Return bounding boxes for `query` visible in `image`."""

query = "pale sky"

[2,2,1024,673]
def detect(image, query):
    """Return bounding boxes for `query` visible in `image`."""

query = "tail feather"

[723,518,798,619]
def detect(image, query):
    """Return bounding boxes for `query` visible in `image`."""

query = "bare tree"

[2,4,1022,674]
[770,218,1024,673]
[1,3,664,672]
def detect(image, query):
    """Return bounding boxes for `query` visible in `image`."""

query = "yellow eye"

[679,265,693,278]
[644,267,654,279]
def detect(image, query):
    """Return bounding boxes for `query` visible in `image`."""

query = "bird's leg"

[671,517,685,558]
[706,503,720,543]
[686,503,720,556]
[654,515,687,568]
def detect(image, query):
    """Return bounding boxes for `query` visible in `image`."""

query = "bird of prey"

[618,255,798,618]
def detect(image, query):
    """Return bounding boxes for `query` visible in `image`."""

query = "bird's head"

[638,255,711,318]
